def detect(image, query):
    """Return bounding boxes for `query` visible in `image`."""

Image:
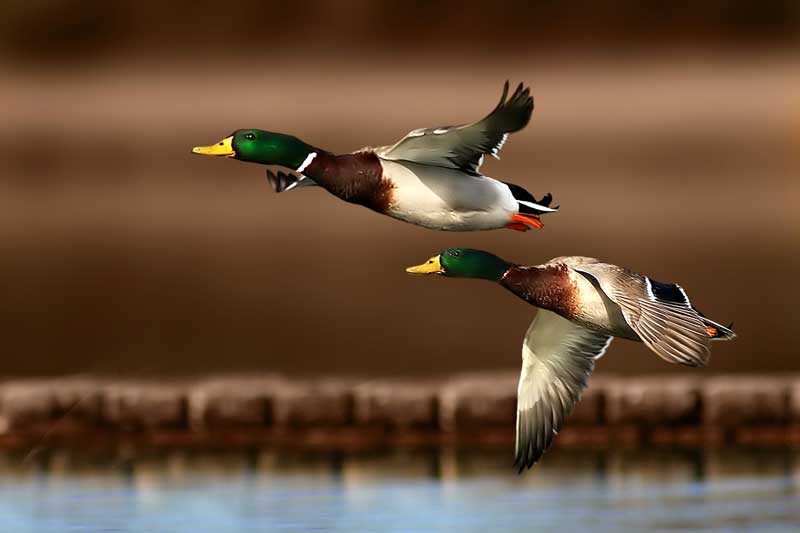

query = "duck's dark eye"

[245,133,256,141]
[451,250,462,257]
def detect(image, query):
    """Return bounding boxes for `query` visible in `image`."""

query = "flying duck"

[406,248,736,471]
[192,82,557,232]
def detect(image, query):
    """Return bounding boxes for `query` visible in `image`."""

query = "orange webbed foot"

[505,222,531,232]
[509,214,543,230]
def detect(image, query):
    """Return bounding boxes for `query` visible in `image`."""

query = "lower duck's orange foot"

[509,213,544,230]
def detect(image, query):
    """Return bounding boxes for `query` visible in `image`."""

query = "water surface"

[0,448,798,532]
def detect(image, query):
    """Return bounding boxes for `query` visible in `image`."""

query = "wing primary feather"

[378,81,534,174]
[496,80,510,111]
[574,264,712,368]
[515,311,611,472]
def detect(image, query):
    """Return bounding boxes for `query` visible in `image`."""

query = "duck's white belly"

[380,159,517,231]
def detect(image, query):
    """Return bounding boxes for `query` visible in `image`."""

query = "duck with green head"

[406,248,736,471]
[192,82,557,232]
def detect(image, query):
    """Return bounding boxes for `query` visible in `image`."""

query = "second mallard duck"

[192,82,556,232]
[406,248,736,471]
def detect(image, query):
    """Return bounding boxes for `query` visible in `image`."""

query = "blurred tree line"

[1,0,798,65]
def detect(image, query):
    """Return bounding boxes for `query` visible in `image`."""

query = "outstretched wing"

[516,309,612,471]
[573,263,712,367]
[376,81,533,175]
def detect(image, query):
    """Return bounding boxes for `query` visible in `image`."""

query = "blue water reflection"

[0,449,797,532]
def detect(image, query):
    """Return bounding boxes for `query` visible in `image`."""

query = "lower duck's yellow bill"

[192,136,235,157]
[405,255,443,274]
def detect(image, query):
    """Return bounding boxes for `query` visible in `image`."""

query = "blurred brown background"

[0,0,797,377]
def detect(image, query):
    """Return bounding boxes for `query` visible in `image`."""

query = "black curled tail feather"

[703,318,737,341]
[693,306,737,341]
[503,181,559,215]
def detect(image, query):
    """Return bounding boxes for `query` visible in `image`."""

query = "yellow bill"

[405,255,443,274]
[192,136,235,157]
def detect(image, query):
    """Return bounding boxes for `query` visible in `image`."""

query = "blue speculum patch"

[650,279,688,304]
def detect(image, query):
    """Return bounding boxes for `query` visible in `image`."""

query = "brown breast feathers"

[500,264,578,319]
[303,151,395,213]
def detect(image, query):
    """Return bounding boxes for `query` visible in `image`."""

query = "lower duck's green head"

[406,248,511,282]
[192,129,316,170]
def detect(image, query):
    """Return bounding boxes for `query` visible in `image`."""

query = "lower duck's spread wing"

[516,309,611,471]
[573,263,711,367]
[376,81,533,176]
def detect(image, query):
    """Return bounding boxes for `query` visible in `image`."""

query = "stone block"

[788,377,800,422]
[703,376,790,426]
[439,372,518,431]
[0,377,104,430]
[102,382,187,429]
[352,380,438,428]
[187,375,282,429]
[273,378,354,427]
[606,375,702,425]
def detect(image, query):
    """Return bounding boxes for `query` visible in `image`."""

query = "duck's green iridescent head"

[406,248,511,282]
[192,129,316,170]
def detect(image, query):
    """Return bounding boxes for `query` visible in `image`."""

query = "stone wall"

[1,373,798,451]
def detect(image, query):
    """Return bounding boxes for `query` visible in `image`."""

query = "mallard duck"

[406,248,736,471]
[191,82,557,232]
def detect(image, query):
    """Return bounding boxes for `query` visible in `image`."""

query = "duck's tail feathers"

[518,198,559,215]
[266,170,319,193]
[503,182,559,215]
[701,317,737,341]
